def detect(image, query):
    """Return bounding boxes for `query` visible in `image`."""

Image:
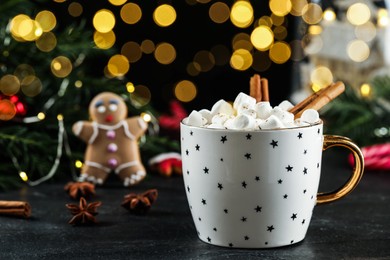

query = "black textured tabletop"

[1,149,389,259]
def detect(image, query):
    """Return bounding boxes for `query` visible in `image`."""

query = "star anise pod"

[66,197,102,225]
[121,189,158,215]
[64,181,96,200]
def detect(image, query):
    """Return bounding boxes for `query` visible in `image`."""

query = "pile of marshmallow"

[183,92,320,130]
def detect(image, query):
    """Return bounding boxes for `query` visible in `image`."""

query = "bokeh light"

[129,85,151,107]
[209,2,230,24]
[35,10,57,32]
[186,62,201,76]
[109,0,127,6]
[250,25,274,51]
[360,83,371,97]
[68,2,83,17]
[271,13,284,26]
[310,66,333,88]
[269,0,292,17]
[154,43,176,65]
[153,4,176,27]
[347,3,370,26]
[0,99,17,121]
[355,22,376,42]
[273,26,287,40]
[107,54,130,76]
[36,32,57,52]
[10,15,42,41]
[51,56,73,78]
[193,50,215,72]
[230,1,254,28]
[347,40,370,62]
[174,80,197,102]
[302,3,323,25]
[126,82,135,93]
[14,64,35,82]
[21,76,43,97]
[258,16,273,27]
[93,9,116,33]
[121,3,142,25]
[232,33,252,51]
[74,80,83,88]
[323,8,336,22]
[269,41,291,64]
[94,30,116,49]
[121,41,142,63]
[0,75,20,96]
[230,48,253,71]
[377,8,389,27]
[141,39,155,54]
[290,0,307,16]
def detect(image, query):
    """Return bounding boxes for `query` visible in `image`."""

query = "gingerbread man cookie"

[72,92,148,187]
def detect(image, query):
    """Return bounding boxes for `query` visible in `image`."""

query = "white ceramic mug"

[180,121,364,248]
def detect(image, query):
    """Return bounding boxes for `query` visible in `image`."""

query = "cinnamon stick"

[260,78,269,102]
[0,200,31,218]
[291,81,345,119]
[250,74,262,102]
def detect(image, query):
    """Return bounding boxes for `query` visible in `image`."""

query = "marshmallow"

[233,92,256,112]
[239,108,257,118]
[207,123,226,129]
[185,110,205,127]
[259,115,285,129]
[211,100,234,116]
[211,113,231,126]
[199,109,212,124]
[271,107,294,124]
[277,100,294,111]
[255,102,273,119]
[294,118,311,127]
[300,109,320,124]
[225,114,256,130]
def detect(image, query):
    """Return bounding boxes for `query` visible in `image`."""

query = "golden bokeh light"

[75,160,83,169]
[121,41,142,63]
[186,62,201,76]
[11,15,42,41]
[360,83,371,97]
[35,10,57,32]
[121,3,142,25]
[153,4,176,27]
[107,54,130,76]
[310,66,333,88]
[68,2,83,17]
[14,64,35,81]
[0,99,17,121]
[347,40,370,62]
[108,0,127,6]
[271,13,285,26]
[10,14,31,40]
[51,56,73,78]
[273,26,288,40]
[37,112,45,120]
[377,8,389,27]
[323,8,336,22]
[75,80,83,88]
[19,171,29,181]
[230,1,254,28]
[21,76,42,97]
[154,43,176,65]
[269,41,291,64]
[174,80,197,102]
[94,30,116,49]
[209,2,230,24]
[53,0,66,2]
[126,82,135,93]
[36,32,57,52]
[250,25,274,51]
[230,48,253,71]
[269,0,292,17]
[252,51,272,72]
[302,3,323,25]
[141,39,155,54]
[347,3,371,26]
[308,25,322,35]
[290,0,307,16]
[141,112,152,122]
[93,9,116,33]
[258,16,273,27]
[355,22,376,42]
[193,50,215,72]
[129,85,151,107]
[232,33,252,51]
[0,75,20,96]
[210,44,230,66]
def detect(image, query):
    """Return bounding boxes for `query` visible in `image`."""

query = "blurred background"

[0,0,389,189]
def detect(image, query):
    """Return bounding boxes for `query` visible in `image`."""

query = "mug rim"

[180,120,323,133]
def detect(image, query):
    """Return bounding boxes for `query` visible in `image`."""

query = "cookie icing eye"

[109,104,118,112]
[97,105,106,113]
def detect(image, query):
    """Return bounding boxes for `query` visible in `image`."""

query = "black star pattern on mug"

[241,216,247,222]
[317,162,320,168]
[207,237,211,242]
[198,217,202,221]
[190,131,193,136]
[246,133,252,140]
[297,132,303,139]
[254,205,262,212]
[242,181,247,188]
[286,165,293,172]
[203,167,209,174]
[187,170,189,175]
[302,219,306,225]
[220,158,224,162]
[267,225,274,232]
[195,144,200,151]
[220,135,227,143]
[255,176,260,181]
[283,194,288,199]
[290,240,294,244]
[278,179,283,184]
[244,153,251,159]
[185,149,189,156]
[187,186,190,192]
[244,235,249,240]
[304,149,307,154]
[270,140,278,148]
[303,167,308,175]
[229,243,233,247]
[317,128,320,134]
[213,227,217,232]
[291,213,297,220]
[303,189,307,194]
[224,209,228,214]
[201,199,206,205]
[217,183,223,190]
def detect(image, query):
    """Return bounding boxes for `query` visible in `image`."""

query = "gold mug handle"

[317,135,364,204]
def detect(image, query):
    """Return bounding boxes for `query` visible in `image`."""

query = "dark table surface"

[1,149,389,260]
